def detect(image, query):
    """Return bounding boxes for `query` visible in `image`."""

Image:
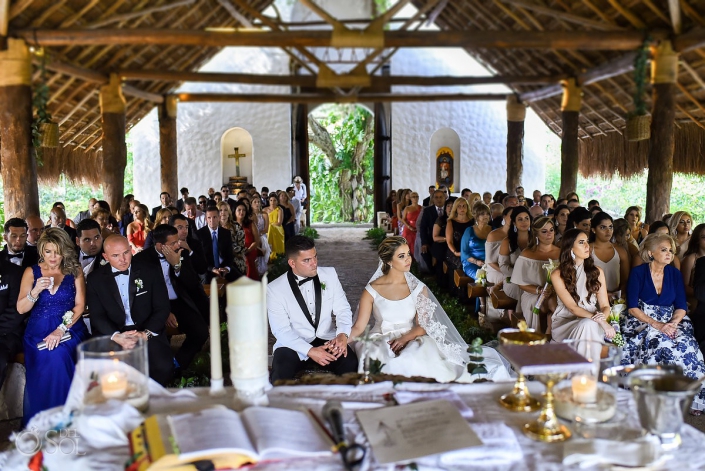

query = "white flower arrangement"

[135,278,144,291]
[62,311,73,326]
[532,259,559,316]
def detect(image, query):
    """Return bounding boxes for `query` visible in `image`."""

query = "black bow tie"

[82,254,96,260]
[9,252,23,258]
[113,270,129,277]
[298,277,314,286]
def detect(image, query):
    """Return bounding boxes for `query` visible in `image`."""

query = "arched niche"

[429,128,461,192]
[221,127,254,186]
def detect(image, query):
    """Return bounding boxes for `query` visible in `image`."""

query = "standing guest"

[397,189,412,237]
[197,207,239,282]
[117,195,134,236]
[251,196,271,276]
[621,233,705,415]
[624,206,648,247]
[432,199,456,288]
[499,207,533,307]
[483,192,492,205]
[169,214,207,278]
[401,192,422,257]
[515,186,525,200]
[385,190,397,217]
[0,257,23,391]
[259,188,269,209]
[669,210,693,260]
[127,204,150,254]
[183,197,206,230]
[293,176,308,209]
[551,228,615,345]
[490,203,504,225]
[445,198,472,271]
[590,212,629,299]
[151,192,171,222]
[47,206,77,242]
[25,215,44,247]
[234,201,260,280]
[75,219,104,278]
[511,217,560,333]
[287,187,302,235]
[221,185,237,213]
[540,194,554,216]
[419,190,446,273]
[2,218,39,268]
[176,187,189,212]
[74,198,98,225]
[613,218,640,267]
[278,191,297,240]
[266,193,285,260]
[17,229,89,425]
[87,235,173,386]
[218,202,247,276]
[460,202,491,280]
[467,193,482,207]
[681,223,705,310]
[134,225,209,373]
[422,185,436,207]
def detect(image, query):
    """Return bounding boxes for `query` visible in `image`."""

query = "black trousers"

[0,332,22,390]
[119,326,173,386]
[170,299,208,371]
[271,337,358,383]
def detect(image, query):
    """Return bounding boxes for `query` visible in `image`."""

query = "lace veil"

[365,261,468,366]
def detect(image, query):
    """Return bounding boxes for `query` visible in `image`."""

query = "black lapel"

[128,266,138,312]
[106,268,124,315]
[312,275,321,330]
[286,270,315,328]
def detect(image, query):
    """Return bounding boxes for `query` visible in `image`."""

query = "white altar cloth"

[2,380,705,471]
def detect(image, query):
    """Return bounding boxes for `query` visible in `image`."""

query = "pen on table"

[306,408,337,449]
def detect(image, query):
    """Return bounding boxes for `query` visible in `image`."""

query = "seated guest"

[682,224,705,311]
[624,206,648,247]
[213,191,223,205]
[134,225,208,373]
[17,229,89,425]
[669,210,693,261]
[648,221,670,235]
[117,195,134,236]
[483,192,492,205]
[499,207,532,308]
[552,228,615,346]
[75,219,104,278]
[217,202,247,276]
[460,202,491,280]
[92,207,114,240]
[486,206,512,286]
[87,235,173,385]
[183,197,206,230]
[2,218,39,268]
[74,198,98,225]
[127,204,150,254]
[25,215,44,247]
[46,206,77,242]
[144,208,175,249]
[613,218,640,267]
[553,204,570,245]
[621,233,705,415]
[590,212,629,299]
[540,194,554,216]
[445,197,472,272]
[529,204,544,219]
[151,192,171,222]
[170,214,207,278]
[0,258,24,390]
[197,207,239,282]
[567,207,591,233]
[52,202,75,228]
[267,236,357,382]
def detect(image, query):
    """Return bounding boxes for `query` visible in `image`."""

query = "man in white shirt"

[293,176,308,208]
[182,197,206,230]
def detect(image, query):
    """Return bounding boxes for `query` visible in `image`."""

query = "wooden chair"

[12,353,24,365]
[203,279,227,298]
[453,269,471,291]
[490,289,517,310]
[467,283,488,299]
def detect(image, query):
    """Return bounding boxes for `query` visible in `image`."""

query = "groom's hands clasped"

[324,333,349,358]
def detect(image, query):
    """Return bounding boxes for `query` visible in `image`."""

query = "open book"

[128,406,333,471]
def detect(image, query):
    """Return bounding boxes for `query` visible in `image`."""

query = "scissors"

[335,441,366,470]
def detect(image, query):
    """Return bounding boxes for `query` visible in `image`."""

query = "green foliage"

[300,226,320,239]
[31,52,52,164]
[267,252,290,281]
[629,39,651,118]
[369,358,385,375]
[364,227,388,249]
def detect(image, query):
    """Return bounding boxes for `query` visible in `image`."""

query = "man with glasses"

[221,185,236,213]
[197,195,208,213]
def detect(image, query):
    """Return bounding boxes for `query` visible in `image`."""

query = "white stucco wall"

[130,47,292,207]
[391,47,549,196]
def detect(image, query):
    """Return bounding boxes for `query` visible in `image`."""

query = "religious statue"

[436,147,454,192]
[227,147,247,177]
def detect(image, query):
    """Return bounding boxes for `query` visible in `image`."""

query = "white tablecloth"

[2,380,705,471]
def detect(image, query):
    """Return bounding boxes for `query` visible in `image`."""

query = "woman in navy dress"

[17,228,89,425]
[621,233,705,414]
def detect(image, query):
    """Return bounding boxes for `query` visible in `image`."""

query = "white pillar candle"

[210,278,224,395]
[100,371,128,399]
[572,375,598,403]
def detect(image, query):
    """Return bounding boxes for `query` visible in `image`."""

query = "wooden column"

[292,102,310,226]
[159,95,178,199]
[506,95,526,193]
[645,41,678,223]
[100,74,127,214]
[558,78,581,198]
[0,39,39,218]
[374,102,391,227]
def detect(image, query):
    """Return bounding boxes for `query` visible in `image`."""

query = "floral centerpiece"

[531,259,559,316]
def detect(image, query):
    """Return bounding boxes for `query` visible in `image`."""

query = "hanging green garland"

[31,48,52,164]
[628,37,651,118]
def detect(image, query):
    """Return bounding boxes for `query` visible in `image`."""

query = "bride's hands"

[44,328,64,351]
[389,336,410,355]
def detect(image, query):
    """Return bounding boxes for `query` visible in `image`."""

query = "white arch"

[429,128,461,192]
[220,127,254,186]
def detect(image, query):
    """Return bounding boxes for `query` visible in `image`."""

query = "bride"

[349,236,500,382]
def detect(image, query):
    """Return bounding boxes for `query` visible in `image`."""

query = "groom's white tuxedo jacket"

[267,267,353,360]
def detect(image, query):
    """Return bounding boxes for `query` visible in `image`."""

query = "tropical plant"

[300,226,320,239]
[364,227,387,249]
[309,104,374,223]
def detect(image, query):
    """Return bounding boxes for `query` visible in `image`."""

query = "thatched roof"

[10,0,705,183]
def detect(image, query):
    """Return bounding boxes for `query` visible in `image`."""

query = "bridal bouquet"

[531,259,559,316]
[476,268,487,286]
[606,299,626,347]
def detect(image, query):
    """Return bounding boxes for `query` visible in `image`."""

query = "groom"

[268,235,358,382]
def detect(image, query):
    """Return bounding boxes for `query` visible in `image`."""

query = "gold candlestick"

[498,322,547,412]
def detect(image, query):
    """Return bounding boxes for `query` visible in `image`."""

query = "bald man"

[86,235,174,385]
[25,215,44,247]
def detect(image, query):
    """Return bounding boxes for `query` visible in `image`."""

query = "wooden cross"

[227,147,247,177]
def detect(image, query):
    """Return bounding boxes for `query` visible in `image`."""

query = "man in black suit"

[86,235,174,385]
[46,207,77,242]
[170,214,207,278]
[418,190,447,277]
[540,194,555,217]
[135,225,208,372]
[76,219,104,278]
[151,192,171,222]
[0,258,24,389]
[421,185,436,207]
[221,185,237,213]
[196,207,240,282]
[1,218,39,268]
[176,187,189,213]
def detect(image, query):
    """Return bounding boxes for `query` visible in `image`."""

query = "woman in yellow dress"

[265,193,285,260]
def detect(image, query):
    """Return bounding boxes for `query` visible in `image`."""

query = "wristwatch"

[144,330,154,340]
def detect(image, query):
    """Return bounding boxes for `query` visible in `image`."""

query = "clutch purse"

[37,331,72,351]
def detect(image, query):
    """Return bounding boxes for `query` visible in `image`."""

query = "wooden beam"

[519,51,638,102]
[0,0,10,36]
[499,0,624,31]
[84,0,197,29]
[119,69,562,86]
[668,0,682,34]
[15,28,657,50]
[175,92,509,103]
[216,0,253,28]
[673,28,705,52]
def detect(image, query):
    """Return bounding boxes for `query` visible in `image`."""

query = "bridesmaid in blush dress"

[401,192,421,257]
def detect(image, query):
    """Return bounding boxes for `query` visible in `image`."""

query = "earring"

[536,237,539,246]
[513,226,517,233]
[570,250,576,261]
[649,255,654,261]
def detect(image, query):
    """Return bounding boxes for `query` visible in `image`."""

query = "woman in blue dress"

[621,233,705,414]
[460,202,492,279]
[17,228,89,425]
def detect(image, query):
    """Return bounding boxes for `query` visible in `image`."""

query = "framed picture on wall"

[435,147,454,192]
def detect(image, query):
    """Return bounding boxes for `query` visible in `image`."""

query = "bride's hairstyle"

[378,236,407,275]
[37,228,81,277]
[558,228,601,303]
